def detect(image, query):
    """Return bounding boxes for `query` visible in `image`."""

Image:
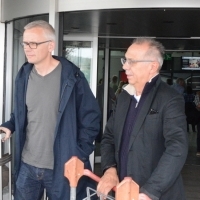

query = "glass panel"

[173,72,200,92]
[160,72,173,85]
[160,51,200,92]
[96,49,127,139]
[63,41,92,84]
[96,49,104,144]
[110,50,127,97]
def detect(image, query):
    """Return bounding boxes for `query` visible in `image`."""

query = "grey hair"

[132,38,165,70]
[24,20,56,41]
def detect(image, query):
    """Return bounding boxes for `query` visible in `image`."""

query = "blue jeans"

[14,161,53,200]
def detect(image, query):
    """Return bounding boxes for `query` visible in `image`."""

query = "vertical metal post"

[8,136,12,200]
[70,187,76,200]
[0,135,3,199]
[64,157,84,200]
[103,39,110,129]
[49,0,59,55]
[0,134,12,200]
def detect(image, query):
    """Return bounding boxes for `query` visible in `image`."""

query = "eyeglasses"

[121,58,154,66]
[20,40,51,49]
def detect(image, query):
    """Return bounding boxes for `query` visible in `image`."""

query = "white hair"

[24,20,56,41]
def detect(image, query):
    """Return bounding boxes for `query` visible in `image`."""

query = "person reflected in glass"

[184,85,196,132]
[110,75,118,93]
[171,78,186,95]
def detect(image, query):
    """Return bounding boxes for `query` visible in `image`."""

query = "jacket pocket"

[76,145,89,162]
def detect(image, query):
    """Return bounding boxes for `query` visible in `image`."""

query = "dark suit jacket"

[101,76,188,200]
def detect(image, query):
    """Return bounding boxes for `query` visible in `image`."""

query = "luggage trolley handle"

[64,156,116,200]
[64,156,84,200]
[64,156,139,200]
[83,170,139,200]
[83,169,116,190]
[82,169,116,200]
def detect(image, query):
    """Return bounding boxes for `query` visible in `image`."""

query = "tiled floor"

[94,127,200,199]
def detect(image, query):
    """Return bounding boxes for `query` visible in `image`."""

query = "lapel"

[116,93,132,150]
[127,77,161,151]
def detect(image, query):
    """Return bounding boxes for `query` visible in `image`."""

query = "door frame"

[63,33,98,169]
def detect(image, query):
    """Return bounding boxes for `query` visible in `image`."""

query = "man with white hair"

[97,38,188,200]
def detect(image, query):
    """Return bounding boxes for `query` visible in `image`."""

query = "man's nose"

[122,63,129,70]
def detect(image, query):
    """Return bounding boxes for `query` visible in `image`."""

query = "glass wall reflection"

[63,41,92,84]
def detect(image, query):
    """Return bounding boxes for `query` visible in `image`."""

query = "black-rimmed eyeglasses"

[121,58,154,66]
[20,40,51,49]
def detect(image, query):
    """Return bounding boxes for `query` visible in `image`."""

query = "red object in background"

[119,71,128,82]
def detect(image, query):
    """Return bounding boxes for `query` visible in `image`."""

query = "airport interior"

[1,1,200,199]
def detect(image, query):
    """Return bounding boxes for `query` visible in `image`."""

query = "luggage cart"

[0,132,12,200]
[64,156,139,200]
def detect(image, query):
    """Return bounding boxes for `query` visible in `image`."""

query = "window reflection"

[63,41,92,84]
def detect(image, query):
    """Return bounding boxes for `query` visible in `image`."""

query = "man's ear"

[151,61,159,73]
[48,41,55,53]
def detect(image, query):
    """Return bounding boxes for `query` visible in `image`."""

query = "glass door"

[63,41,92,84]
[63,34,98,170]
[63,34,98,95]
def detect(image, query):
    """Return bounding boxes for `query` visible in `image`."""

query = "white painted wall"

[1,0,49,22]
[2,0,200,22]
[0,23,5,124]
[5,22,13,121]
[49,0,59,55]
[58,0,200,12]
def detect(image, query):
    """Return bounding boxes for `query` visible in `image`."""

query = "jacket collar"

[21,56,79,83]
[18,56,80,116]
[123,74,159,96]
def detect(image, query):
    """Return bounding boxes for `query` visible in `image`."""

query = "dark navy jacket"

[2,56,101,199]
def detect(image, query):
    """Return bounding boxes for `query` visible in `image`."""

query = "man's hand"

[0,127,11,142]
[97,167,119,196]
[139,193,152,200]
